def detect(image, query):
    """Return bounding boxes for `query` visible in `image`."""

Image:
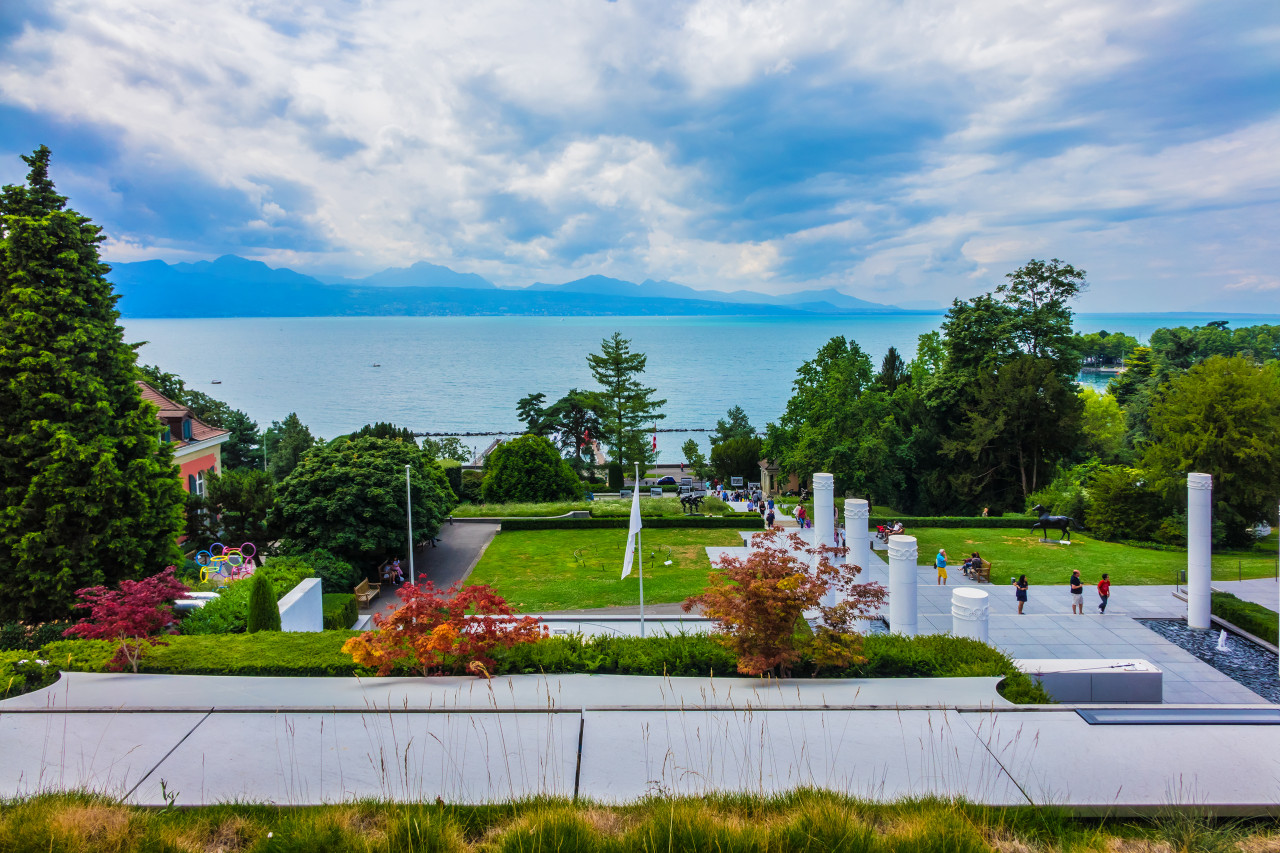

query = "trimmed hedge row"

[23,631,1048,703]
[500,516,764,531]
[868,516,1033,529]
[1211,592,1278,645]
[322,594,359,631]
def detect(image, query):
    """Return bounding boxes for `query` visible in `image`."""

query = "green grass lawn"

[909,527,1279,588]
[453,495,732,518]
[466,528,742,611]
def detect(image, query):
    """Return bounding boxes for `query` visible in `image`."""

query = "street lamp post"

[405,463,415,585]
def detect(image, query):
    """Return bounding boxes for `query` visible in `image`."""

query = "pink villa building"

[136,381,231,496]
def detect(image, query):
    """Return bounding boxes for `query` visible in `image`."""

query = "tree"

[0,147,186,621]
[245,571,282,632]
[1079,387,1127,464]
[204,468,278,547]
[343,581,545,677]
[265,412,315,480]
[586,333,666,470]
[351,422,416,443]
[1085,466,1163,542]
[681,438,710,481]
[710,436,764,486]
[876,346,909,392]
[1143,356,1280,545]
[710,405,755,446]
[275,436,455,565]
[995,258,1087,368]
[422,435,472,463]
[543,389,604,477]
[683,528,885,676]
[481,434,582,503]
[63,566,190,672]
[516,392,552,436]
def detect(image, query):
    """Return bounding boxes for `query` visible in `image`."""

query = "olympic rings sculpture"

[195,542,257,584]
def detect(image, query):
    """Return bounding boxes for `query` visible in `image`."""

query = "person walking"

[935,549,948,585]
[1070,569,1084,614]
[766,508,776,528]
[1015,574,1029,614]
[1098,573,1111,613]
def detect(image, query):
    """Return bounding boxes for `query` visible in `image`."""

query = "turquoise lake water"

[121,312,1267,462]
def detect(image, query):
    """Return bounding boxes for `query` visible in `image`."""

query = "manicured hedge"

[500,516,764,531]
[25,630,1048,703]
[868,516,1033,529]
[322,593,359,631]
[1211,592,1278,645]
[0,621,73,651]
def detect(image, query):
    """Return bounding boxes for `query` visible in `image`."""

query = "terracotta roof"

[136,380,231,448]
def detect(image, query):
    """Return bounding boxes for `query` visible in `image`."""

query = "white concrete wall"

[278,577,323,632]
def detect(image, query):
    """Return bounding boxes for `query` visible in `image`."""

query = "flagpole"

[636,462,645,637]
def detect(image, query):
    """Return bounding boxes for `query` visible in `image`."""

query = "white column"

[814,473,836,607]
[951,588,989,643]
[845,498,869,571]
[1187,472,1212,630]
[888,534,918,636]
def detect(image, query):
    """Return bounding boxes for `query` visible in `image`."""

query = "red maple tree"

[63,566,191,672]
[684,527,886,676]
[343,581,546,677]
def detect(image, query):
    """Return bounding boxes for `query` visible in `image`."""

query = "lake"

[121,312,1257,462]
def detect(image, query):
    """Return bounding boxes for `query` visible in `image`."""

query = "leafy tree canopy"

[0,147,185,621]
[710,436,764,487]
[481,434,582,503]
[265,412,316,481]
[710,405,755,446]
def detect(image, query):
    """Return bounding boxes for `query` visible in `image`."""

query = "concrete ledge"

[1016,659,1162,704]
[278,578,322,632]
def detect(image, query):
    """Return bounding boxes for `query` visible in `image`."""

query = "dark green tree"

[480,434,582,503]
[681,438,710,481]
[995,258,1087,369]
[876,346,909,392]
[710,436,764,487]
[710,405,755,446]
[204,468,278,547]
[586,333,666,470]
[515,392,552,436]
[274,436,454,565]
[0,147,185,621]
[1143,356,1280,545]
[543,389,603,476]
[351,422,416,443]
[265,412,315,480]
[245,571,281,632]
[421,435,472,463]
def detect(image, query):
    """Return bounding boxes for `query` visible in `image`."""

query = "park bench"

[969,559,992,584]
[354,578,380,605]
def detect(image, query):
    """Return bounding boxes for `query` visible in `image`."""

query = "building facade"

[136,381,231,494]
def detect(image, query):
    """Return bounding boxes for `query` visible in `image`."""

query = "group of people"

[1012,569,1111,615]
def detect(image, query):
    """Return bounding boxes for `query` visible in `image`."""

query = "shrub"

[62,567,190,672]
[0,650,59,698]
[480,434,582,504]
[459,468,484,503]
[685,528,886,676]
[607,462,623,490]
[323,594,358,631]
[440,458,462,498]
[1085,466,1164,541]
[276,549,360,593]
[1211,592,1278,645]
[179,560,316,635]
[0,621,73,651]
[245,572,281,633]
[1027,461,1097,522]
[343,582,546,676]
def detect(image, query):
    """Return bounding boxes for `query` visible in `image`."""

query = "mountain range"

[106,255,912,318]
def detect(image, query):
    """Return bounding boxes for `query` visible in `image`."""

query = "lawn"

[453,495,732,518]
[908,527,1279,588]
[465,528,742,611]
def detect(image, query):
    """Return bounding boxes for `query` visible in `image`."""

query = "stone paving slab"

[962,710,1280,813]
[129,711,580,806]
[0,711,207,799]
[577,708,1029,804]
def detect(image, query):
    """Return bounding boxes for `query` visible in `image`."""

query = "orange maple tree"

[343,581,545,677]
[684,527,885,676]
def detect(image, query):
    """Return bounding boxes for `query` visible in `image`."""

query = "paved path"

[359,521,500,615]
[6,672,1280,810]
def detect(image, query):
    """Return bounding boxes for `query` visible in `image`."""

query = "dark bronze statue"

[1030,504,1076,541]
[679,493,705,514]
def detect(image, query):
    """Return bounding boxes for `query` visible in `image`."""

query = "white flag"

[621,477,643,579]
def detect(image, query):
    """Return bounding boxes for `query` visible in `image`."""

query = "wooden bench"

[354,578,380,605]
[969,559,992,584]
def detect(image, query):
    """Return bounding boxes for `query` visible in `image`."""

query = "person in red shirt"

[1097,573,1111,613]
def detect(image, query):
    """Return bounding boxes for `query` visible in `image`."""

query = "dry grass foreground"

[4,791,1280,852]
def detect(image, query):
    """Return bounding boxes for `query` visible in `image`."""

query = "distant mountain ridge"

[106,255,907,318]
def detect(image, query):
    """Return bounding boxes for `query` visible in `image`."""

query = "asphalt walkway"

[361,521,499,615]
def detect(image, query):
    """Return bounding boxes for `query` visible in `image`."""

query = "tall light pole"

[405,463,415,585]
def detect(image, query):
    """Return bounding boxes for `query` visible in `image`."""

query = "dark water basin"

[1139,618,1279,704]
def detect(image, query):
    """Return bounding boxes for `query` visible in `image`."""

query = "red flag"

[652,429,657,451]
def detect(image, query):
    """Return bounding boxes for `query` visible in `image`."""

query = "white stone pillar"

[1187,473,1212,630]
[888,534,918,636]
[951,588,989,643]
[845,498,869,571]
[814,473,836,607]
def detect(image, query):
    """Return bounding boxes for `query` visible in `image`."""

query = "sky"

[2,1,1278,312]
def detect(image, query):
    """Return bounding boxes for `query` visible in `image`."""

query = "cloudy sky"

[2,0,1278,311]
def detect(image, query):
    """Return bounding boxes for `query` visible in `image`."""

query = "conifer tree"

[0,146,185,621]
[245,571,281,632]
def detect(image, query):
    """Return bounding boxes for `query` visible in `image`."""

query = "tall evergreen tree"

[0,147,185,621]
[586,333,666,471]
[265,412,315,480]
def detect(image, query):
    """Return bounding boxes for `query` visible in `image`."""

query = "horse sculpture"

[679,493,705,514]
[1030,504,1076,542]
